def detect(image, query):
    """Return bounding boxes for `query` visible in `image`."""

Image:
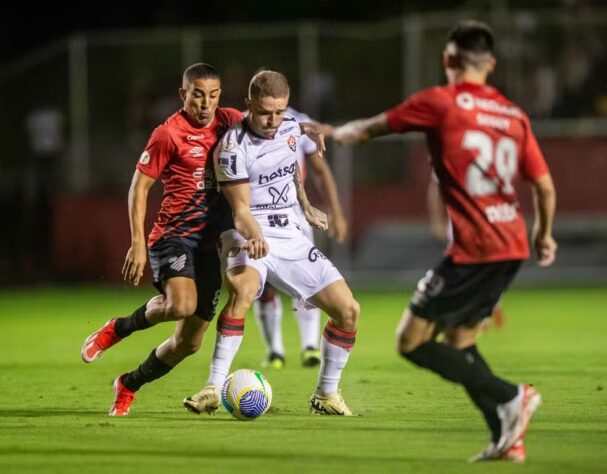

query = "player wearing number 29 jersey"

[332,20,556,462]
[385,82,548,263]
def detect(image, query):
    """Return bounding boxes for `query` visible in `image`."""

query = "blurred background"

[1,0,605,288]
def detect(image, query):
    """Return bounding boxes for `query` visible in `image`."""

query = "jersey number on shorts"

[462,130,517,196]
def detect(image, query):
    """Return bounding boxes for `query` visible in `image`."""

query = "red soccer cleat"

[81,319,122,363]
[109,375,136,416]
[500,439,526,463]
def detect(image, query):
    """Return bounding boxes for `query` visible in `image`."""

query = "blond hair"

[248,70,289,100]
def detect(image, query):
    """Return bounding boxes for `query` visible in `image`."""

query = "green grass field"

[1,286,606,473]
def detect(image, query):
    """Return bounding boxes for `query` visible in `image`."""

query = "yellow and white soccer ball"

[221,369,273,420]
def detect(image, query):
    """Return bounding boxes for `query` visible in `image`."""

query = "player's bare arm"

[531,173,557,267]
[299,122,326,158]
[221,182,269,259]
[306,151,348,242]
[331,113,391,145]
[294,164,328,231]
[122,170,155,286]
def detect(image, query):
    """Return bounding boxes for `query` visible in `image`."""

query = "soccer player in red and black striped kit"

[332,21,557,462]
[81,63,243,416]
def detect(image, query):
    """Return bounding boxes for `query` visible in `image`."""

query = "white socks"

[316,322,356,394]
[207,314,245,388]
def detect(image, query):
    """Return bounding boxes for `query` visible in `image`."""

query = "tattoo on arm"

[294,164,311,211]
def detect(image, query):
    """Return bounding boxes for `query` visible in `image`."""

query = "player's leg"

[294,303,321,367]
[109,244,224,416]
[108,277,198,416]
[81,239,198,363]
[184,265,261,415]
[443,324,540,462]
[294,211,321,367]
[397,258,537,459]
[253,283,285,368]
[307,279,359,415]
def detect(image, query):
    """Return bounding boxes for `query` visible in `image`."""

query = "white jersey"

[215,115,304,239]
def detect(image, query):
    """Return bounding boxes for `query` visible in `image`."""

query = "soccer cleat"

[468,440,526,463]
[108,375,136,416]
[81,318,122,363]
[301,347,321,367]
[261,352,285,370]
[309,390,353,416]
[496,384,541,453]
[500,439,526,463]
[183,384,220,415]
[468,442,500,462]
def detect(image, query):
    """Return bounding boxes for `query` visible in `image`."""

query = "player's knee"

[166,300,196,320]
[337,298,360,331]
[232,283,258,308]
[396,328,420,355]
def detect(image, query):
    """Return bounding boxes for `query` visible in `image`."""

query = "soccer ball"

[221,369,273,420]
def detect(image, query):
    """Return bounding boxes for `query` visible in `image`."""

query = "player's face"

[245,95,289,139]
[179,78,221,127]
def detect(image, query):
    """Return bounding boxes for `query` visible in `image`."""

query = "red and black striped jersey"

[137,107,243,247]
[386,82,549,263]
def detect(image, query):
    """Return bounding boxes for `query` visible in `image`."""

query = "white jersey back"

[214,115,304,238]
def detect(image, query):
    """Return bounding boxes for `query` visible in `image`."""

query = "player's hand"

[304,206,328,231]
[240,236,269,260]
[328,212,348,243]
[122,242,147,286]
[534,234,557,267]
[300,122,326,158]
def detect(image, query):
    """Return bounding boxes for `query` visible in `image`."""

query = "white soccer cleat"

[496,384,541,453]
[468,441,500,462]
[183,384,220,415]
[469,439,526,463]
[309,390,353,416]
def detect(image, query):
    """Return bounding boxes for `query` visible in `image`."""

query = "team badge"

[222,140,235,151]
[287,135,297,152]
[139,150,151,165]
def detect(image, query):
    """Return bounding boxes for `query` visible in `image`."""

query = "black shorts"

[409,256,522,328]
[148,237,221,321]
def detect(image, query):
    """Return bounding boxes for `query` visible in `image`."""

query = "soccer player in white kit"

[184,70,359,415]
[253,106,348,370]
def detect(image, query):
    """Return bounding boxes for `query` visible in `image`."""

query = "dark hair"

[248,70,289,99]
[182,63,221,85]
[447,20,494,55]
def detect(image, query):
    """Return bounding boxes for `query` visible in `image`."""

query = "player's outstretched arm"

[531,173,557,267]
[306,151,347,242]
[294,164,328,231]
[122,170,155,286]
[222,182,268,259]
[331,112,391,145]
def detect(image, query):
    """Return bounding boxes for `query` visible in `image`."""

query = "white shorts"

[219,229,343,309]
[293,205,314,243]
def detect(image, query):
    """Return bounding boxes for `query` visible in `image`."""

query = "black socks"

[115,303,151,338]
[402,340,518,404]
[122,349,173,392]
